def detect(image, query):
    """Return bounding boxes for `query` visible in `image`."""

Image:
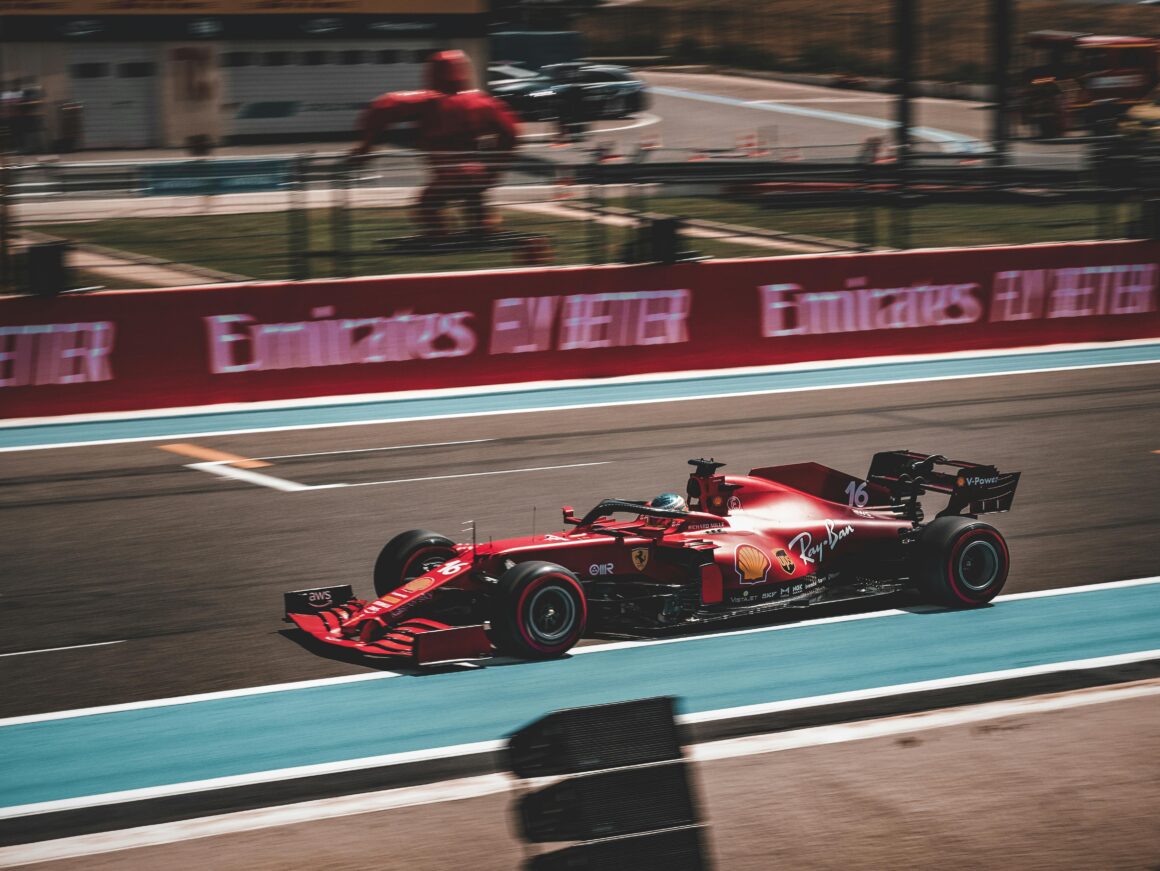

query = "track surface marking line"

[0,641,125,659]
[182,459,612,493]
[325,461,612,489]
[159,444,269,469]
[2,340,1156,452]
[252,438,494,461]
[187,461,312,493]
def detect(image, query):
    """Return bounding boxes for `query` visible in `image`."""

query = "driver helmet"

[650,492,688,513]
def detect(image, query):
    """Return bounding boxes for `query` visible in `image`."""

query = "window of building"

[118,62,156,78]
[340,50,366,65]
[376,50,399,64]
[263,52,294,67]
[302,51,332,66]
[221,52,252,68]
[70,63,110,79]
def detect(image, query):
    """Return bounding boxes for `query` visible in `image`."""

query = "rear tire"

[489,561,587,659]
[915,516,1010,607]
[373,529,456,598]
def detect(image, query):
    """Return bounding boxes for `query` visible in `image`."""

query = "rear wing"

[867,451,1020,518]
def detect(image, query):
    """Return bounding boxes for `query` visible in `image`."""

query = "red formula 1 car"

[285,452,1020,665]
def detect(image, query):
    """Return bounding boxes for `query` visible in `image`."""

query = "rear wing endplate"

[867,451,1020,517]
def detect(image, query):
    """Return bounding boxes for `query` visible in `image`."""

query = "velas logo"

[735,545,771,584]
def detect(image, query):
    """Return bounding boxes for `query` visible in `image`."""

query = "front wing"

[286,594,493,665]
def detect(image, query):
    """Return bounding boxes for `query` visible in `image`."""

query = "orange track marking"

[159,443,270,469]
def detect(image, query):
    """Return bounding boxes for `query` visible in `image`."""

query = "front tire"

[373,529,456,598]
[490,561,587,659]
[915,516,1009,607]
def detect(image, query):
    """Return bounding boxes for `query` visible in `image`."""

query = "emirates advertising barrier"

[2,240,1159,420]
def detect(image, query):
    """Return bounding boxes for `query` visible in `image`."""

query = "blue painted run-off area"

[1,582,1158,809]
[2,343,1158,450]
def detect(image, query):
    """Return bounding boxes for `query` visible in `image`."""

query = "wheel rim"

[403,547,453,582]
[957,539,1001,592]
[526,584,576,644]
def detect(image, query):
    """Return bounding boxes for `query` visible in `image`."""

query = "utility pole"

[894,0,915,168]
[891,0,917,249]
[0,13,8,292]
[991,0,1012,170]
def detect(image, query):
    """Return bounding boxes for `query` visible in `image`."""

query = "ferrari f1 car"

[285,451,1020,665]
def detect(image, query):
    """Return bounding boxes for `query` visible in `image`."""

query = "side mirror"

[562,506,578,525]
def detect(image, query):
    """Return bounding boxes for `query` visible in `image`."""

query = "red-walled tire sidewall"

[491,562,587,659]
[918,518,1010,607]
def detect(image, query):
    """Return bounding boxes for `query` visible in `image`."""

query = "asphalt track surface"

[2,361,1159,721]
[640,71,982,150]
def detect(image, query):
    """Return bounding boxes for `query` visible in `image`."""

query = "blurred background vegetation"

[574,1,1160,83]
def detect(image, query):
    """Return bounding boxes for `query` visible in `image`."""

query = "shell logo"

[734,544,771,585]
[401,576,434,594]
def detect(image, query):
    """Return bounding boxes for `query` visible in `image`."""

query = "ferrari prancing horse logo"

[631,547,649,571]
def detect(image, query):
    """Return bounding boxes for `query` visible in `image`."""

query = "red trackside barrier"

[2,240,1158,419]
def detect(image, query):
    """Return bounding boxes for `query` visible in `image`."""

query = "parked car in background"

[1016,30,1159,138]
[487,61,648,122]
[487,62,560,120]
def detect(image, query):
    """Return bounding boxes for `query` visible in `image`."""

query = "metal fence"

[1,138,1151,293]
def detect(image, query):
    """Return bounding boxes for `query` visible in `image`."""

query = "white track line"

[2,338,1157,452]
[252,438,493,461]
[187,461,313,492]
[689,678,1160,761]
[184,460,611,492]
[997,575,1160,600]
[3,648,1157,822]
[0,740,505,821]
[4,575,1157,728]
[3,680,1156,868]
[680,649,1160,726]
[0,641,125,659]
[320,461,611,489]
[518,112,661,143]
[11,336,1154,428]
[0,672,405,728]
